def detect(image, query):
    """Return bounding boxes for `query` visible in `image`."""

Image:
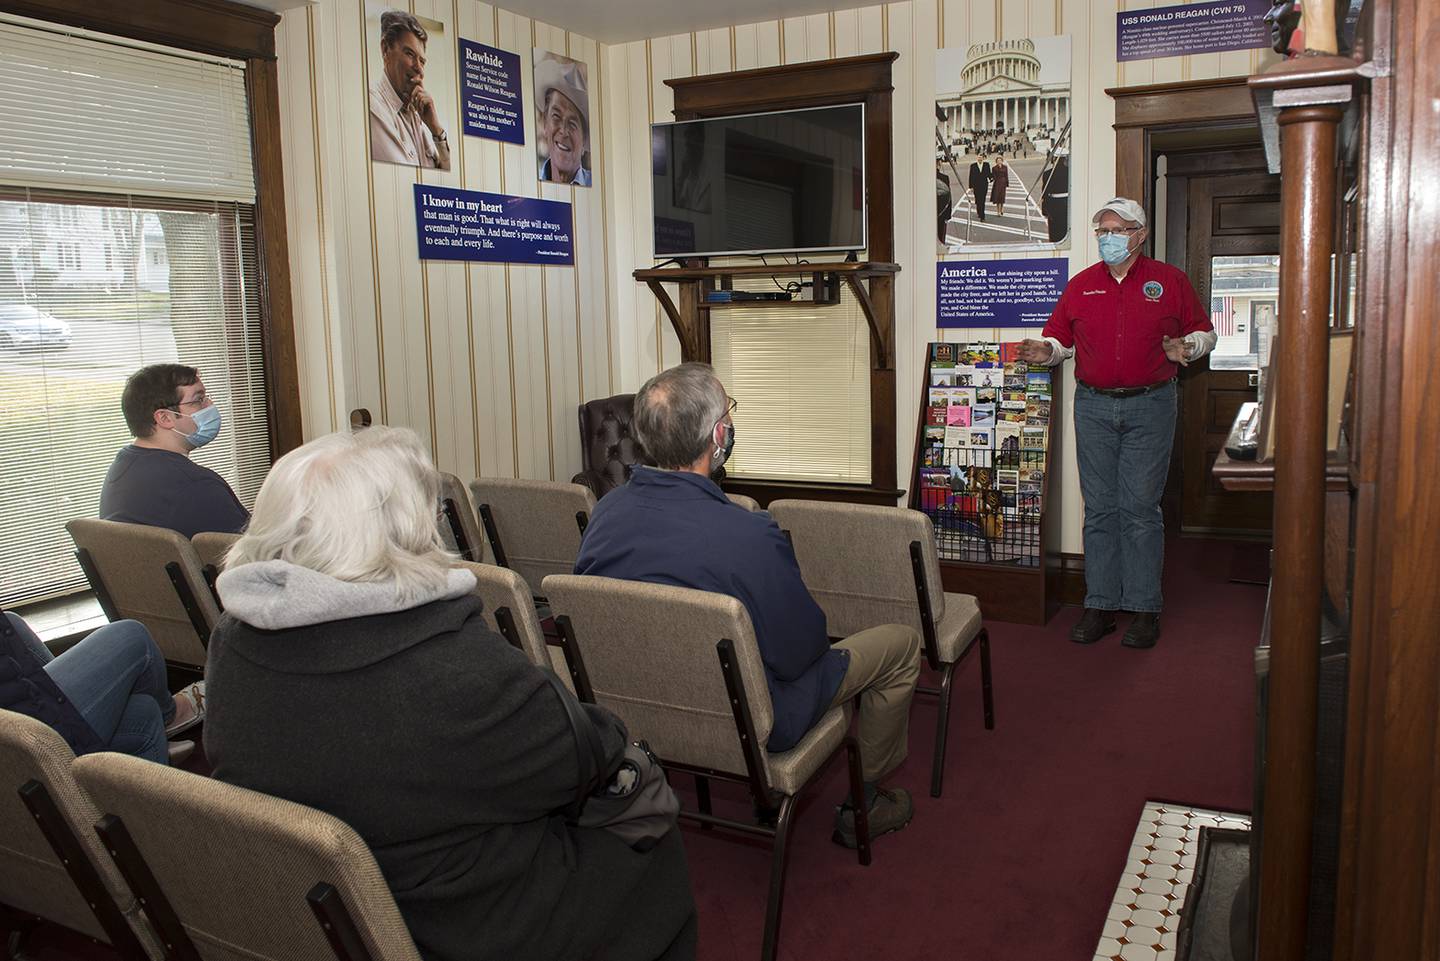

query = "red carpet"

[680,536,1266,961]
[4,538,1266,961]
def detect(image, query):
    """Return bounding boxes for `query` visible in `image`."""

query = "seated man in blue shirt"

[99,364,250,538]
[575,363,922,846]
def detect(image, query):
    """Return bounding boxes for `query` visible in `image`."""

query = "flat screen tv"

[650,103,866,258]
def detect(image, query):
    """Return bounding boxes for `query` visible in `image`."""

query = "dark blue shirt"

[100,445,249,538]
[574,467,847,752]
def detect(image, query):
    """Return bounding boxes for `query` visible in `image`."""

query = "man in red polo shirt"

[1018,198,1215,648]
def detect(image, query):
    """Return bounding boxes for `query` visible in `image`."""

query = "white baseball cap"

[1091,197,1147,227]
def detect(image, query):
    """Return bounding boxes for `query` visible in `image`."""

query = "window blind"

[711,278,871,484]
[0,190,269,607]
[0,17,255,204]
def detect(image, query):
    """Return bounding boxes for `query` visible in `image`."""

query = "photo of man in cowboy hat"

[534,49,592,187]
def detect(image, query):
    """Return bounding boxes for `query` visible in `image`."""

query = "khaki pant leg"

[827,624,922,782]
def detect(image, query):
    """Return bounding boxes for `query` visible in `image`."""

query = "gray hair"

[632,362,727,470]
[227,426,454,605]
[379,9,427,49]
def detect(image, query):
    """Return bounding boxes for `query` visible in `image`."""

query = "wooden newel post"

[1257,87,1346,961]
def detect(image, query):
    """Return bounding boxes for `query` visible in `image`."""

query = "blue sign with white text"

[1116,0,1270,61]
[937,258,1068,328]
[414,184,574,265]
[460,39,524,144]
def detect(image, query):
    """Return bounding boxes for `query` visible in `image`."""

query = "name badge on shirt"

[1143,280,1164,301]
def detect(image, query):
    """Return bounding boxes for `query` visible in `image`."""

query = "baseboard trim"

[1059,552,1086,606]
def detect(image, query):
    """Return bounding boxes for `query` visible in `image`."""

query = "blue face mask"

[173,404,222,449]
[712,421,735,470]
[1098,233,1134,265]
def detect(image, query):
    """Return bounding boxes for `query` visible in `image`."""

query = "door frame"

[1107,79,1270,536]
[1106,76,1258,220]
[1169,159,1279,536]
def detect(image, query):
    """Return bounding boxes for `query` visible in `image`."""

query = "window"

[1207,254,1279,371]
[0,17,266,608]
[0,17,255,203]
[711,278,872,484]
[0,192,270,607]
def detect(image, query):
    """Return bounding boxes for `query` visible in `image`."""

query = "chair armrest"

[571,471,604,499]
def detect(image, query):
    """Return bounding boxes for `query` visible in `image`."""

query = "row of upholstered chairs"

[9,537,853,961]
[440,473,758,597]
[440,476,995,795]
[58,473,758,672]
[0,706,423,961]
[51,481,994,961]
[442,480,997,961]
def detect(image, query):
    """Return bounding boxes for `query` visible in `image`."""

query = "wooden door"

[1164,156,1279,535]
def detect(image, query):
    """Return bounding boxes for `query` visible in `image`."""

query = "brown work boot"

[832,786,914,849]
[1070,608,1117,644]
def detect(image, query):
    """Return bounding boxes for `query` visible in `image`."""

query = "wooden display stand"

[908,345,1063,626]
[632,260,902,506]
[632,53,906,506]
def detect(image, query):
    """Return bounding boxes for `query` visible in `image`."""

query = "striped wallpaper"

[274,0,1276,552]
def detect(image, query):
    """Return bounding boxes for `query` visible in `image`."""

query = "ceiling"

[231,0,317,13]
[452,0,867,44]
[230,0,867,44]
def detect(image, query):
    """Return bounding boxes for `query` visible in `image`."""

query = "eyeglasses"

[726,397,739,415]
[165,392,209,411]
[1094,227,1142,238]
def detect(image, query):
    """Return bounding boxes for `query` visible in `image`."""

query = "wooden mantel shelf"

[632,261,899,281]
[633,260,901,369]
[1213,449,1350,492]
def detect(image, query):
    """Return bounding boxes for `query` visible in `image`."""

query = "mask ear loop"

[712,421,728,461]
[158,406,184,435]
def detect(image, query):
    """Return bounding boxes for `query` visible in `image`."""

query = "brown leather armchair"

[571,393,648,498]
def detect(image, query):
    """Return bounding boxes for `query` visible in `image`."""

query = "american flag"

[1211,296,1236,336]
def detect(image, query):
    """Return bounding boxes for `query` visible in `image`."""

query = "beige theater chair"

[467,478,595,597]
[191,531,239,575]
[191,531,241,607]
[542,574,872,961]
[0,709,162,960]
[73,752,422,961]
[66,519,219,672]
[726,492,762,512]
[454,561,570,688]
[438,472,492,565]
[768,499,995,798]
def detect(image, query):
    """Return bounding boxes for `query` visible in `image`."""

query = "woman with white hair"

[204,426,696,961]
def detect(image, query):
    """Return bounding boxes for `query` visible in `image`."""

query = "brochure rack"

[908,341,1062,625]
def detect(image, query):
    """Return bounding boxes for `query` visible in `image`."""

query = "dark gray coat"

[204,593,695,961]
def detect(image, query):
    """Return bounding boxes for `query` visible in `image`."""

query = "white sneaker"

[165,681,206,737]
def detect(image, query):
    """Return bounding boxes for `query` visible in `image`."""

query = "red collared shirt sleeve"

[1174,270,1213,337]
[1041,282,1076,348]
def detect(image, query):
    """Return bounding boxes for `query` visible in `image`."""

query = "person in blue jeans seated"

[1017,197,1217,648]
[1,613,203,764]
[99,363,250,538]
[575,362,923,847]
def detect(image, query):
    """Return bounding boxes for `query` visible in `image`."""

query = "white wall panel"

[278,0,1277,547]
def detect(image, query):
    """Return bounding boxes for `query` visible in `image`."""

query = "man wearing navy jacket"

[575,363,921,847]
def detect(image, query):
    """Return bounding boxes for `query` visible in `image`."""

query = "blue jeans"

[1072,380,1177,613]
[14,618,176,764]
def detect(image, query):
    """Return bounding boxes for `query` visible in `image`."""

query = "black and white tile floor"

[1093,801,1252,961]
